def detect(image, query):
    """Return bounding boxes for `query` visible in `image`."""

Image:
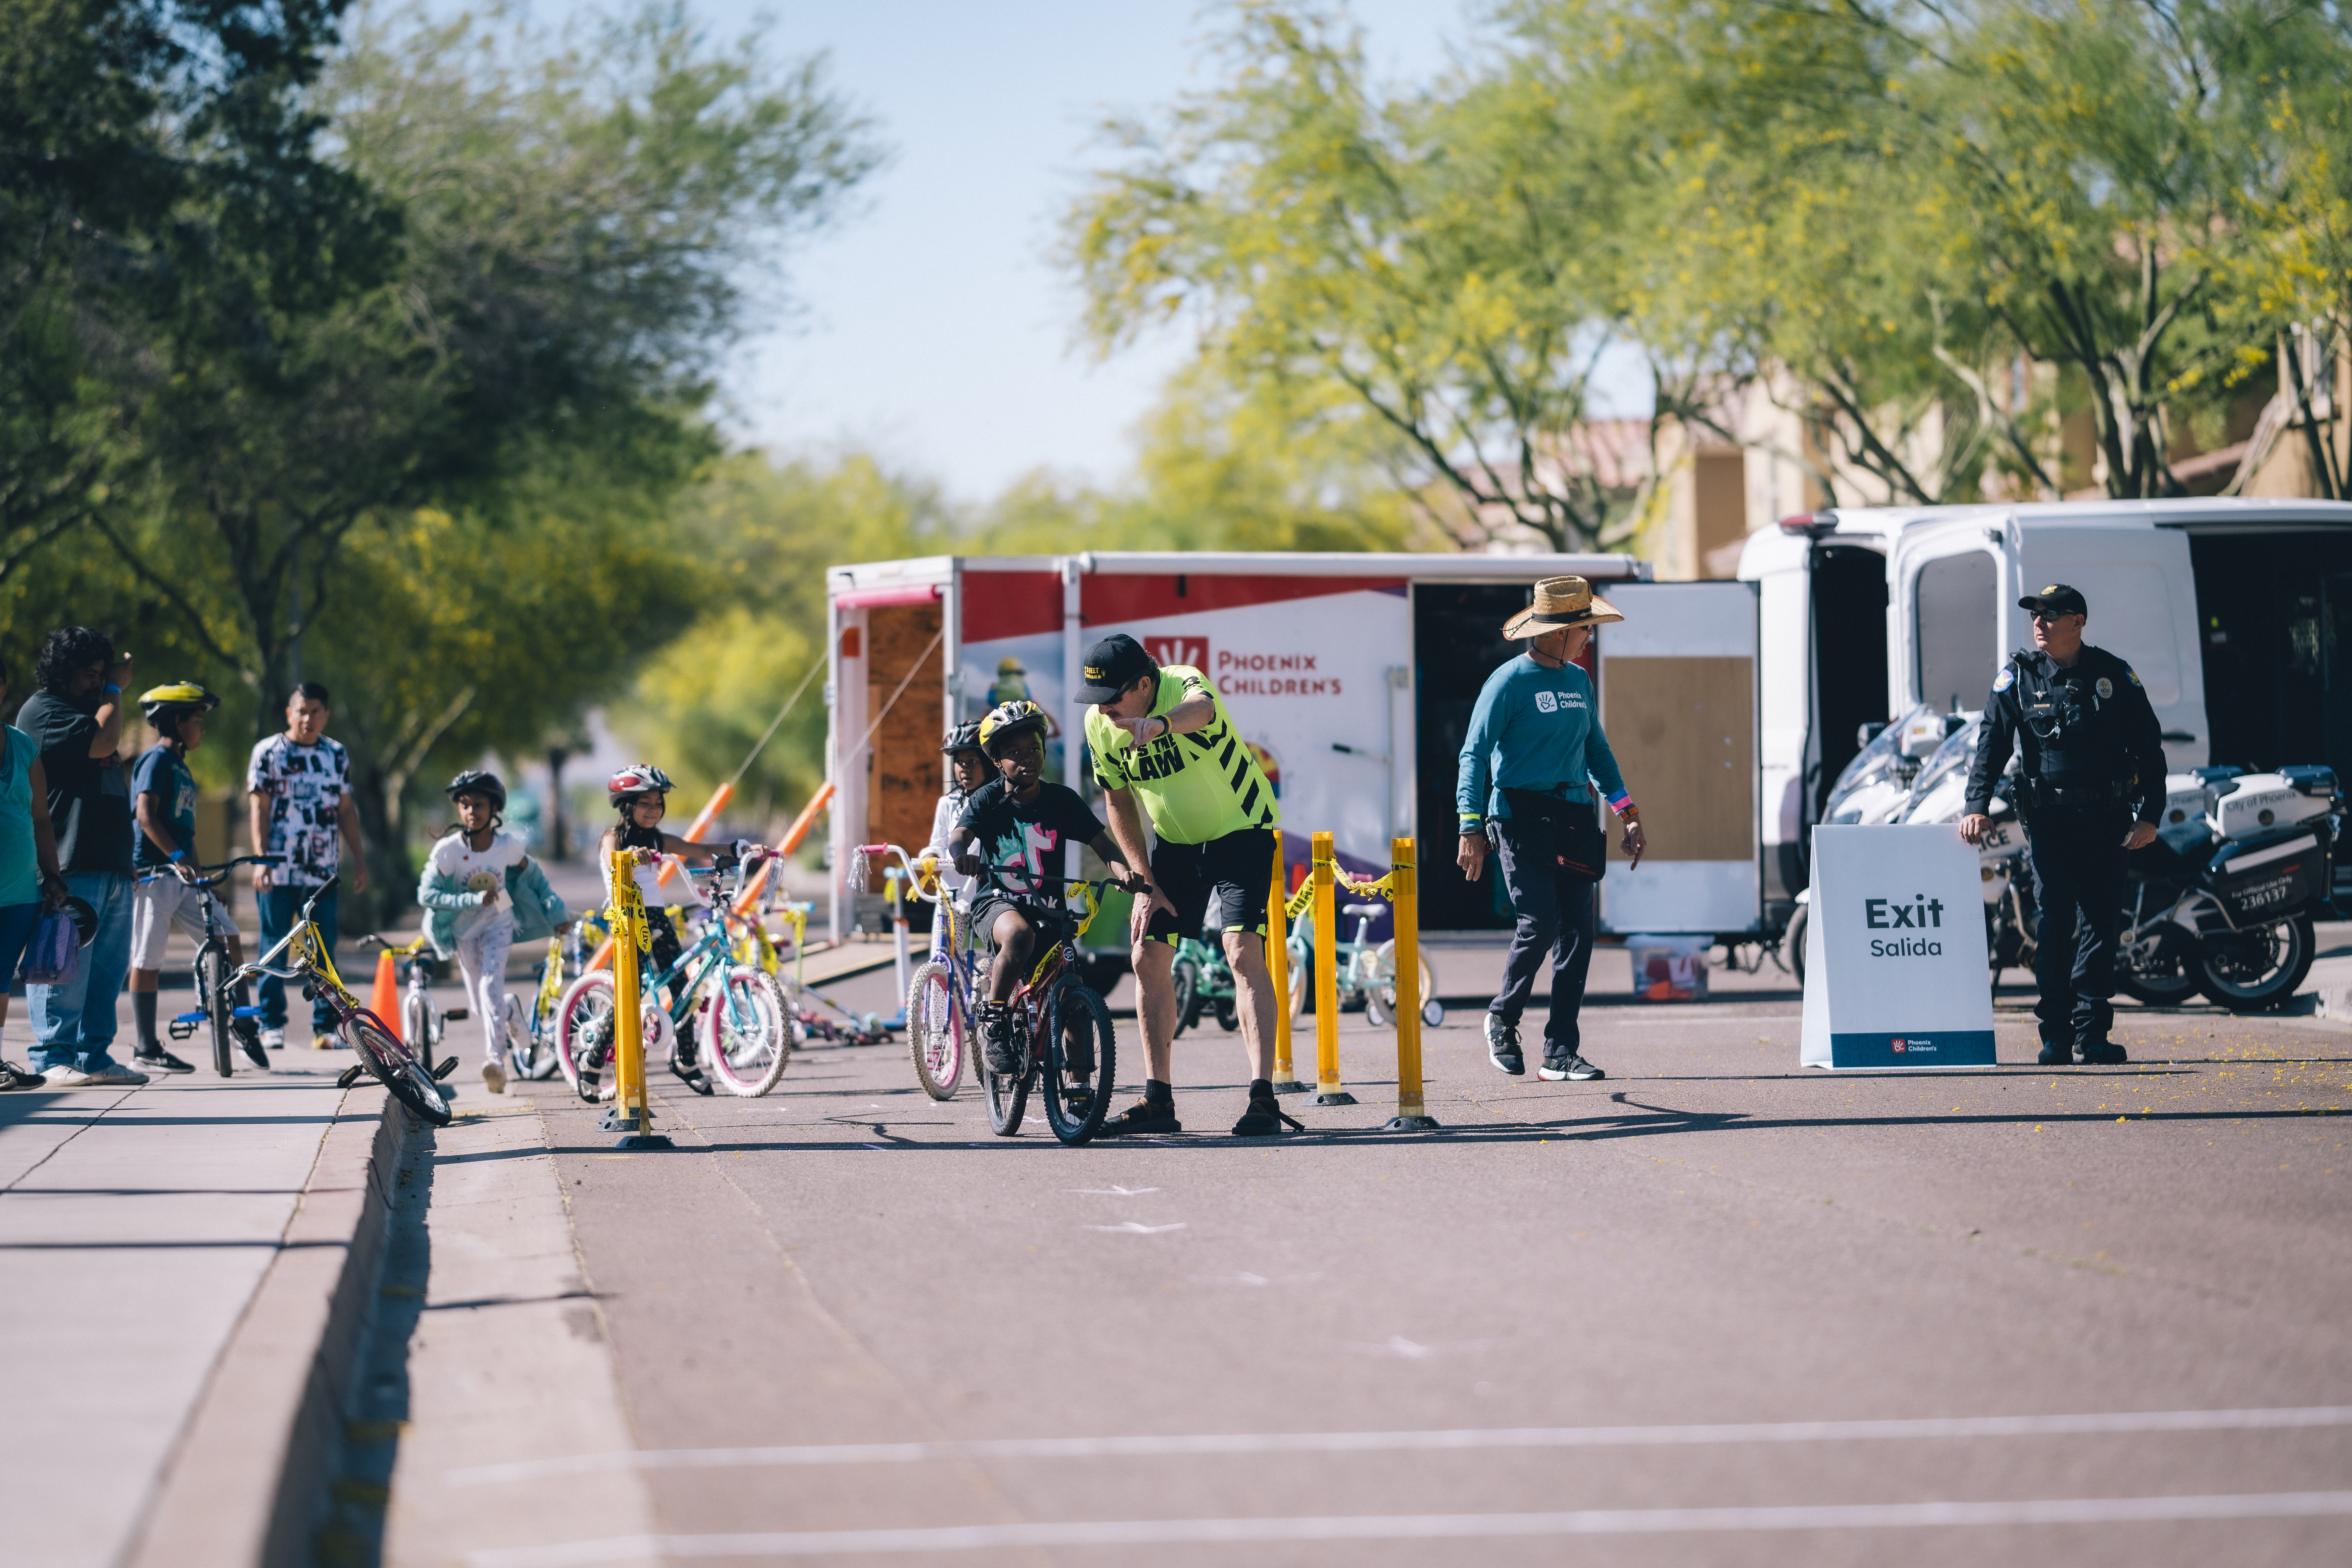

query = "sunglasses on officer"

[2027,609,2084,625]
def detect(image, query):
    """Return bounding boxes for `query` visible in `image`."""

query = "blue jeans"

[256,885,340,1034]
[27,871,133,1073]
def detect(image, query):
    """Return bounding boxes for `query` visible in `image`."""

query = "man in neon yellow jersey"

[1081,634,1299,1138]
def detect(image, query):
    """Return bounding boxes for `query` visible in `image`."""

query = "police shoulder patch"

[2124,666,2141,687]
[1992,666,2015,693]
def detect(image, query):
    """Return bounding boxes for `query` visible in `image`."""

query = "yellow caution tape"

[1281,868,1394,922]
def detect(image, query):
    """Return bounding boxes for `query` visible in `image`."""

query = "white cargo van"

[1740,498,2352,928]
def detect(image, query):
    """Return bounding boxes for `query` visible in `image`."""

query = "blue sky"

[514,2,1646,502]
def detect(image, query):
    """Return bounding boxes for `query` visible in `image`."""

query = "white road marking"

[1083,1221,1187,1234]
[465,1490,2352,1564]
[1070,1185,1161,1195]
[443,1404,2352,1487]
[1189,1271,1323,1287]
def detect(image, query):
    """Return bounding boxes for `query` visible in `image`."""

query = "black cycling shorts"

[1145,828,1276,947]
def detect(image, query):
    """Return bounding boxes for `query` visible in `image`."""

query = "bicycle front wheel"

[555,971,618,1101]
[703,966,791,1096]
[1041,983,1114,1146]
[981,1003,1030,1137]
[1370,941,1437,1031]
[345,1009,452,1126]
[907,960,965,1100]
[196,942,236,1077]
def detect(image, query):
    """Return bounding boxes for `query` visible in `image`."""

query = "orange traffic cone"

[371,949,402,1041]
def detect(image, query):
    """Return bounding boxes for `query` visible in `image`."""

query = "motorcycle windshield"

[1904,713,1984,816]
[1825,702,1936,815]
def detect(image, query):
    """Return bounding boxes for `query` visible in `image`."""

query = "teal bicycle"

[1286,900,1443,1029]
[1170,930,1241,1036]
[555,860,793,1101]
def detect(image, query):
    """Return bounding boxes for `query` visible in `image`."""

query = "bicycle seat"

[1341,903,1387,919]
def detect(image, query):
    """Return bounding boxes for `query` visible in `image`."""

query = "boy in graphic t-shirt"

[950,701,1146,1082]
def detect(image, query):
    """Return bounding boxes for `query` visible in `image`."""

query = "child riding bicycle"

[417,770,570,1095]
[921,720,990,954]
[127,683,257,1075]
[949,701,1148,1084]
[597,764,770,1091]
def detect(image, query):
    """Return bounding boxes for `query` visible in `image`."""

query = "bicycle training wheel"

[907,959,965,1100]
[344,1009,452,1126]
[703,965,791,1096]
[1041,984,1114,1146]
[196,942,237,1077]
[981,1005,1031,1137]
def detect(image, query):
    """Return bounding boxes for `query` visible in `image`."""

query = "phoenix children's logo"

[1145,634,1209,670]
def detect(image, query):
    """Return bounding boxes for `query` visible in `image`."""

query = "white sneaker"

[259,1029,286,1051]
[35,1063,93,1087]
[482,1059,506,1095]
[82,1062,151,1086]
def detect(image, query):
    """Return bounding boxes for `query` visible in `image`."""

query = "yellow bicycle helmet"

[977,699,1049,758]
[139,682,221,726]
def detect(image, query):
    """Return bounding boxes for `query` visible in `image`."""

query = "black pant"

[1489,818,1599,1061]
[2023,805,2128,1047]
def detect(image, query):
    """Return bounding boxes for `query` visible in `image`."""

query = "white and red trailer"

[824,551,1765,948]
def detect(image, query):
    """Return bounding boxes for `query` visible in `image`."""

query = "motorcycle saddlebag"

[2207,828,2324,921]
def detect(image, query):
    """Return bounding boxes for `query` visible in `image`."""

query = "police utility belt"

[2015,776,2126,811]
[1494,788,1606,882]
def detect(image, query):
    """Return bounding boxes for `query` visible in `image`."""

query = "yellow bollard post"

[1383,837,1439,1131]
[1268,837,1306,1094]
[606,850,673,1149]
[1311,831,1355,1106]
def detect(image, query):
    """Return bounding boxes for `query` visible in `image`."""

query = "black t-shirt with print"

[951,779,1106,906]
[16,690,133,875]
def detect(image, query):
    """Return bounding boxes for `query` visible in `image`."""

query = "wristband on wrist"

[102,684,121,696]
[169,848,188,864]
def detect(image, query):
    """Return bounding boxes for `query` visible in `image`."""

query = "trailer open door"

[1595,582,1762,936]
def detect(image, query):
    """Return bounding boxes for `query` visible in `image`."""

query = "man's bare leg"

[1225,930,1276,1082]
[1131,936,1178,1081]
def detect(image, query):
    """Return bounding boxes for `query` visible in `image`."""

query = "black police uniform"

[1964,632,2164,1064]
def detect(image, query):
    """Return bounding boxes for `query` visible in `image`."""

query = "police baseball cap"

[2019,583,2088,617]
[1074,633,1157,704]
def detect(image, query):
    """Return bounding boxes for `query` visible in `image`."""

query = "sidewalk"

[0,1008,376,1568]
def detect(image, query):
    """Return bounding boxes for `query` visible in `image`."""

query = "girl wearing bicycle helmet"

[921,720,990,922]
[597,765,770,1090]
[418,771,570,1094]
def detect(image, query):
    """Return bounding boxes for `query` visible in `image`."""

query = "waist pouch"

[1499,790,1606,882]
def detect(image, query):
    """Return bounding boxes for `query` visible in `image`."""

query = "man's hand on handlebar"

[1107,864,1151,897]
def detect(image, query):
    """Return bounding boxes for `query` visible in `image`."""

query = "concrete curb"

[124,1090,420,1568]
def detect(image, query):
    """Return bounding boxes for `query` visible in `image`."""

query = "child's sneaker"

[979,1004,1023,1076]
[482,1058,506,1095]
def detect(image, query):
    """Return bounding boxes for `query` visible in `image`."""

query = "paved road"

[352,968,2352,1568]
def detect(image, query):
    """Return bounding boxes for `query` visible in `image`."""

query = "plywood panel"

[866,603,945,861]
[1601,656,1753,863]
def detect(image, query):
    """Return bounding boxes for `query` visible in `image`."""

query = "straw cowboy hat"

[1501,576,1625,640]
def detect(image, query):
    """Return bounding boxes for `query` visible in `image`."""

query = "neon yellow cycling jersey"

[1086,666,1279,844]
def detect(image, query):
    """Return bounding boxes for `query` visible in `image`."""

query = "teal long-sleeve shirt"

[1455,655,1633,829]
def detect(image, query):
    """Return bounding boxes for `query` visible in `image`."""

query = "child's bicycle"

[860,844,979,1100]
[236,876,455,1125]
[358,932,473,1072]
[146,854,280,1076]
[1287,899,1443,1029]
[510,925,592,1081]
[962,863,1119,1145]
[555,859,792,1100]
[1170,930,1240,1037]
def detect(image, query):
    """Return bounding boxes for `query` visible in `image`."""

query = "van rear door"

[2016,520,2205,771]
[1594,582,1761,936]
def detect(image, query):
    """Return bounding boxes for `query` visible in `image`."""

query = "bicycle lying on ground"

[236,876,456,1126]
[155,854,282,1076]
[555,856,792,1101]
[959,863,1119,1146]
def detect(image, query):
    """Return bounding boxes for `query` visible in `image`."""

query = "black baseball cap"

[2019,583,2088,617]
[1074,633,1157,704]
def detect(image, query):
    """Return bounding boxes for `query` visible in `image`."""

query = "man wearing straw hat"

[1458,577,1647,1082]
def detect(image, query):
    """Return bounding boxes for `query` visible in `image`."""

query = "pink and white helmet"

[608,763,674,805]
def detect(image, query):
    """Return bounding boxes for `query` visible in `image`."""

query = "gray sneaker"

[1538,1054,1605,1082]
[82,1062,151,1087]
[1485,1014,1524,1075]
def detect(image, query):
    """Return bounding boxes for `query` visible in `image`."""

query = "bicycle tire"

[197,941,236,1077]
[908,959,965,1100]
[1286,935,1310,1019]
[1370,940,1437,1031]
[1040,983,1114,1146]
[1171,957,1199,1037]
[554,971,618,1100]
[703,966,792,1096]
[344,1009,452,1126]
[981,1003,1030,1136]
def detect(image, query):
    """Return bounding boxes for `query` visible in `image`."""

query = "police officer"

[1960,584,2163,1066]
